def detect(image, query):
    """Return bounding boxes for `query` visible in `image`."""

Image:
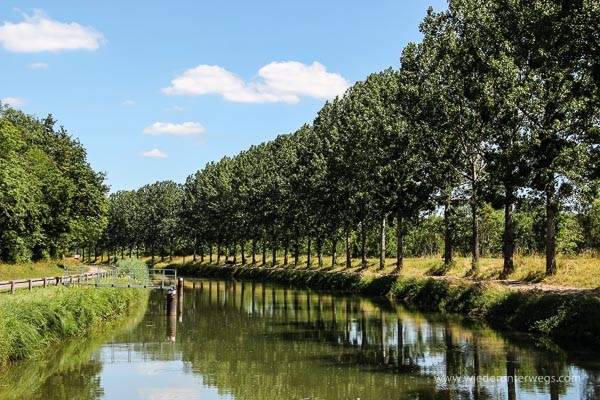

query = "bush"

[116,258,149,284]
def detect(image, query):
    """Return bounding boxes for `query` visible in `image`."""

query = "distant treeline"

[0,106,108,262]
[1,0,598,277]
[104,0,599,276]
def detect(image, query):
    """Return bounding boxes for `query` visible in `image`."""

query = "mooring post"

[167,314,177,342]
[177,278,184,321]
[166,288,177,316]
[192,280,196,289]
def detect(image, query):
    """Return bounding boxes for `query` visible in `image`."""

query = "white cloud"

[122,99,136,106]
[143,121,205,136]
[2,97,26,107]
[164,105,191,112]
[28,61,48,69]
[162,61,349,104]
[140,148,168,158]
[0,10,105,52]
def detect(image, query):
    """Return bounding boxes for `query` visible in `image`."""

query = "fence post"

[43,277,47,288]
[28,279,32,291]
[10,281,15,294]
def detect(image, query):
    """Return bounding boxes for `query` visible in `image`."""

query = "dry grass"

[94,252,600,290]
[0,259,81,281]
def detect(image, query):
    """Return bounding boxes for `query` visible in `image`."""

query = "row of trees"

[105,0,598,276]
[0,105,108,262]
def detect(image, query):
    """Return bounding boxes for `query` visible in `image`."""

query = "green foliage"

[116,258,149,284]
[0,105,108,262]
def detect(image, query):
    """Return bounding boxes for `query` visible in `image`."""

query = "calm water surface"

[1,279,599,399]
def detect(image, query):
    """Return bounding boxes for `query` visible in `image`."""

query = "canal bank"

[0,286,149,363]
[176,264,600,350]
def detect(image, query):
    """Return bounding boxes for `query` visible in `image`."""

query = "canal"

[1,278,599,399]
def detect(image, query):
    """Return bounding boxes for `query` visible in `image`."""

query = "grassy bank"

[0,260,80,281]
[178,264,600,350]
[0,286,148,363]
[144,253,600,289]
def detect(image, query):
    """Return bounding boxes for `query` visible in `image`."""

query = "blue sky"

[0,0,447,192]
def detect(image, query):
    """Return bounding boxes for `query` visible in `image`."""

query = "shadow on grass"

[521,270,545,283]
[426,262,450,277]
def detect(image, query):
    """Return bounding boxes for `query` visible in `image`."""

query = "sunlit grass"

[0,259,80,281]
[87,251,600,290]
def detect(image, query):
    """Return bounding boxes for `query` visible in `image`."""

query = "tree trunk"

[294,241,299,267]
[217,244,221,265]
[396,211,404,272]
[272,241,277,267]
[361,221,367,269]
[209,244,213,264]
[502,187,515,278]
[546,185,557,275]
[470,199,480,273]
[443,199,453,267]
[241,241,246,265]
[284,241,289,265]
[225,244,229,262]
[379,216,386,270]
[317,237,323,267]
[169,240,173,262]
[151,242,155,265]
[193,238,197,262]
[262,242,267,266]
[233,243,237,264]
[331,238,337,268]
[252,239,257,265]
[345,229,351,268]
[307,237,312,268]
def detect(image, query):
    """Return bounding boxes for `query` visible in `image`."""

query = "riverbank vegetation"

[0,286,147,363]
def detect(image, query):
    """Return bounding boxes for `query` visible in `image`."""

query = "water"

[1,279,599,399]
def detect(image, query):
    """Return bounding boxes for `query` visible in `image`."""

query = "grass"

[0,285,148,363]
[135,252,600,290]
[0,260,82,281]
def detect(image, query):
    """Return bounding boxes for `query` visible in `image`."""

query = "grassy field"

[0,260,83,281]
[137,253,600,290]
